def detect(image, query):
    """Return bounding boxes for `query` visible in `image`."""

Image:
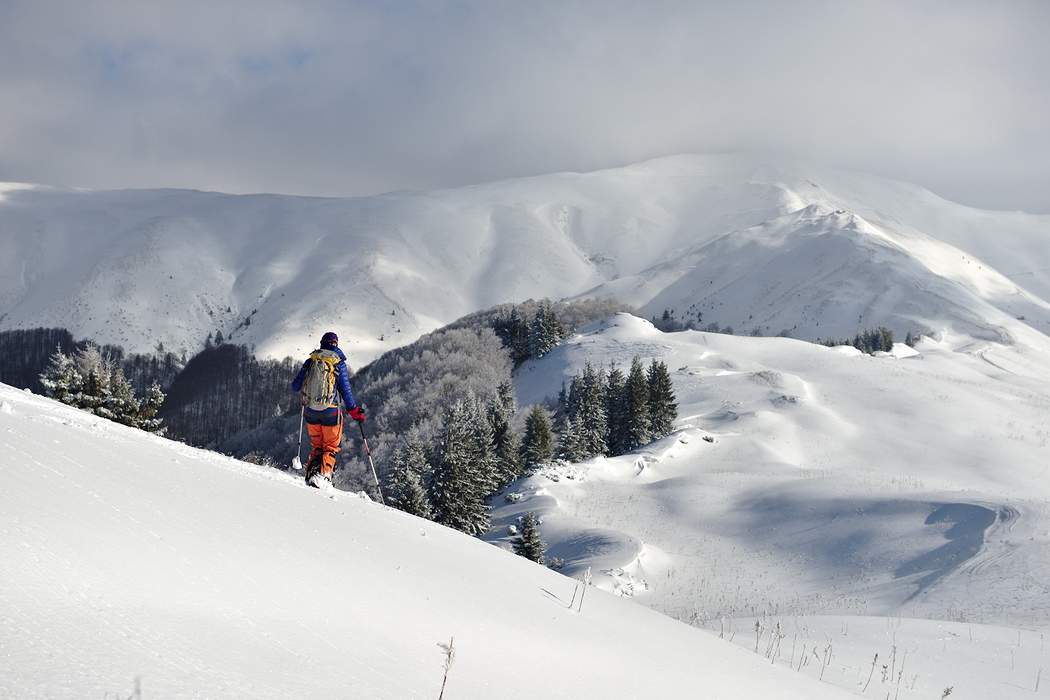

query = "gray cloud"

[1,0,1048,212]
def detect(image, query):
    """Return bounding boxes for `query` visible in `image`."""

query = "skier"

[291,332,366,488]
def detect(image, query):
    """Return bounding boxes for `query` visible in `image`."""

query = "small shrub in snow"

[511,511,547,564]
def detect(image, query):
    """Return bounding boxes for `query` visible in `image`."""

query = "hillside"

[0,381,856,700]
[499,314,1050,628]
[4,302,1049,696]
[3,153,1049,370]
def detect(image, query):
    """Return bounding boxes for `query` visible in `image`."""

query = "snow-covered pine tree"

[646,359,677,439]
[557,413,588,462]
[511,511,547,564]
[39,344,83,404]
[557,361,610,460]
[466,393,500,497]
[529,299,564,359]
[623,356,651,452]
[488,381,523,487]
[39,343,166,433]
[104,366,139,426]
[577,361,609,458]
[137,380,167,434]
[77,345,111,414]
[430,398,493,536]
[521,404,554,469]
[389,435,435,520]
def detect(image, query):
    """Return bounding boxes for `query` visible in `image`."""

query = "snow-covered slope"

[3,153,1049,368]
[501,315,1050,621]
[5,300,1050,697]
[489,313,1050,698]
[0,381,856,699]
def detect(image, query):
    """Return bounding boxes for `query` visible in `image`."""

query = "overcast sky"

[1,0,1048,213]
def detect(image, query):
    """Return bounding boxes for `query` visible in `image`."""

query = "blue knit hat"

[320,331,338,347]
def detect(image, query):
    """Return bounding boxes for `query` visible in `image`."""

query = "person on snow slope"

[291,331,365,488]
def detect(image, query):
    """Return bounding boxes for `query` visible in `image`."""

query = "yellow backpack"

[301,349,340,410]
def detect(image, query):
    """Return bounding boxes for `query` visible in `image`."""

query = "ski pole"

[356,419,386,506]
[292,403,305,470]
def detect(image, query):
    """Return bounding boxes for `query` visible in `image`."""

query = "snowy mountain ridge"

[3,152,1049,371]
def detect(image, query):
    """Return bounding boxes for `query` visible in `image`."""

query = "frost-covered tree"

[488,381,523,487]
[570,361,609,458]
[388,435,435,520]
[557,413,588,462]
[138,381,167,434]
[39,344,82,403]
[103,366,138,425]
[39,343,166,433]
[430,398,493,536]
[530,299,564,359]
[512,511,547,564]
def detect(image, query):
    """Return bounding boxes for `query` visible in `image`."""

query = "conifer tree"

[530,299,564,359]
[521,404,554,469]
[576,361,609,458]
[389,435,435,519]
[512,511,547,564]
[488,381,523,487]
[430,399,492,536]
[466,393,499,497]
[138,381,167,434]
[104,366,138,425]
[39,342,166,433]
[39,345,82,404]
[557,413,588,462]
[646,359,678,439]
[605,362,629,455]
[493,308,532,365]
[78,345,111,414]
[623,356,651,452]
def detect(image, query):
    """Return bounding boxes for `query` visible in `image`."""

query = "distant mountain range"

[3,152,1049,368]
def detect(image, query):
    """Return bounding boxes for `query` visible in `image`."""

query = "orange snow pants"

[305,411,343,478]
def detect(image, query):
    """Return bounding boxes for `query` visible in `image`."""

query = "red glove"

[348,406,366,423]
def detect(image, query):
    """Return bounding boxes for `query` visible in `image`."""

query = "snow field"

[1,382,858,699]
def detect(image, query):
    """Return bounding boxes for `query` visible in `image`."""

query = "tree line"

[822,326,897,354]
[0,327,183,395]
[557,356,678,462]
[38,343,166,432]
[0,327,297,451]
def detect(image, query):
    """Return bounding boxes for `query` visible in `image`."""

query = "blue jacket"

[291,345,358,418]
